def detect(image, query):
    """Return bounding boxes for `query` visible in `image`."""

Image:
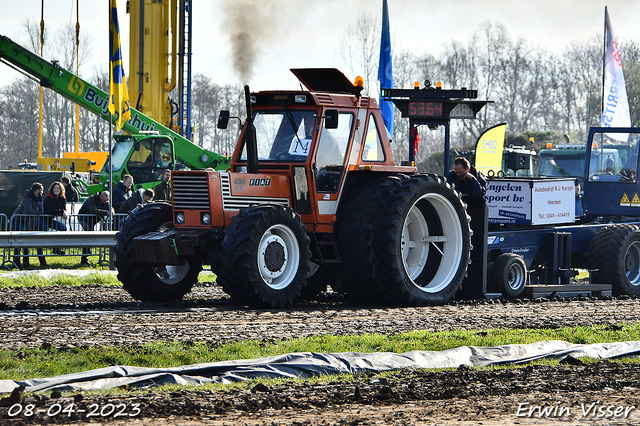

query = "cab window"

[362,114,385,162]
[314,112,354,193]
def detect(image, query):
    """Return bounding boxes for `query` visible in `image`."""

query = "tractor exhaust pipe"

[244,85,259,174]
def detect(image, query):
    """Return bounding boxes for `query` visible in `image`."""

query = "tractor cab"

[221,69,401,232]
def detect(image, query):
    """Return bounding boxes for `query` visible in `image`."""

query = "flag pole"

[601,6,607,121]
[108,0,113,231]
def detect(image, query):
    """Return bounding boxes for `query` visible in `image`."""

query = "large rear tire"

[589,224,640,296]
[218,205,311,308]
[115,203,202,302]
[334,176,404,303]
[374,175,472,306]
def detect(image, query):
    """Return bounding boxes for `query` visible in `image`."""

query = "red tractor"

[115,69,473,307]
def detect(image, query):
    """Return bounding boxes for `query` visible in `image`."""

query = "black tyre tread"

[334,176,405,302]
[218,205,311,308]
[373,174,472,306]
[588,224,640,295]
[492,253,527,298]
[115,202,201,302]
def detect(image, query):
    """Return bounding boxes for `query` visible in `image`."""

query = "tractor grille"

[172,173,210,210]
[220,173,290,210]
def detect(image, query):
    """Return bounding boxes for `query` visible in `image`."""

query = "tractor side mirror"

[217,110,230,129]
[324,110,339,129]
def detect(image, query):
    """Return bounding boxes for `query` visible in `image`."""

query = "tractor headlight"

[202,213,211,225]
[176,212,185,224]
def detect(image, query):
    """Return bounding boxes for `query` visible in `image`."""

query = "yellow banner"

[474,123,507,174]
[108,0,131,131]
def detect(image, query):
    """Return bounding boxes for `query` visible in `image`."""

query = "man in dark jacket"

[78,191,112,265]
[60,176,79,203]
[112,174,133,211]
[10,182,46,267]
[446,157,485,198]
[153,169,172,201]
[119,189,154,214]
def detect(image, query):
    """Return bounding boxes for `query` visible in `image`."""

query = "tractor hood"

[290,68,359,95]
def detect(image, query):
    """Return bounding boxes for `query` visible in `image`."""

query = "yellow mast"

[38,0,44,158]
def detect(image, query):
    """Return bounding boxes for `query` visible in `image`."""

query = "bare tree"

[338,14,380,96]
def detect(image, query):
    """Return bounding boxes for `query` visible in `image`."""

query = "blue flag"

[378,0,393,136]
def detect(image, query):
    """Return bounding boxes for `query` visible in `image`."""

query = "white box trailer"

[485,178,576,226]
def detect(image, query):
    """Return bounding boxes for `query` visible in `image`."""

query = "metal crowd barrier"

[0,213,127,269]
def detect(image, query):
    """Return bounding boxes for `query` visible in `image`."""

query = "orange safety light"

[436,82,442,88]
[414,81,420,89]
[546,143,552,149]
[354,76,364,88]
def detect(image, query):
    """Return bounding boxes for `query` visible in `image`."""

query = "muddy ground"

[1,282,640,425]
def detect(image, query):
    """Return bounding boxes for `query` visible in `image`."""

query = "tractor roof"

[290,68,360,95]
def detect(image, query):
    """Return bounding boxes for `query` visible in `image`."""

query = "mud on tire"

[115,202,202,302]
[218,205,311,308]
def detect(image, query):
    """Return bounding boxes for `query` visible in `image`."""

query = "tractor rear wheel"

[374,175,472,306]
[218,205,311,308]
[589,224,640,296]
[334,176,405,303]
[115,202,202,302]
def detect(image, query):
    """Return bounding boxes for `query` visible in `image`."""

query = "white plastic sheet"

[1,340,639,394]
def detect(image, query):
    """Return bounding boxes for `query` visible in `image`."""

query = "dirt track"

[1,282,640,424]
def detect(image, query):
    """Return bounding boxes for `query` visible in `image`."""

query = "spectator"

[446,157,484,198]
[44,181,68,256]
[154,169,172,201]
[60,176,79,203]
[10,182,46,267]
[43,181,68,231]
[119,188,154,214]
[78,191,113,266]
[112,174,133,211]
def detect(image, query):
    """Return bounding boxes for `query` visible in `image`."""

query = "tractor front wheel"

[115,203,202,302]
[218,205,311,308]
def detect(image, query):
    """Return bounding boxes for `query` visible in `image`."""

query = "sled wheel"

[492,253,527,298]
[589,224,640,296]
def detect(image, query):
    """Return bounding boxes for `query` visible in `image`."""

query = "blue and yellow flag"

[108,0,131,131]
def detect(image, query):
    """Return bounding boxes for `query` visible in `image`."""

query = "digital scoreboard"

[407,102,443,118]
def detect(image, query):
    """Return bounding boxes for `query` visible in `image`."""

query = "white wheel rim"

[152,221,191,285]
[257,224,300,290]
[507,261,526,291]
[401,193,464,293]
[153,262,191,285]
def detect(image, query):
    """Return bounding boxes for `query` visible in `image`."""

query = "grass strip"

[0,270,216,288]
[1,324,638,382]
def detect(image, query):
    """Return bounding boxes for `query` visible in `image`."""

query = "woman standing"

[43,182,68,256]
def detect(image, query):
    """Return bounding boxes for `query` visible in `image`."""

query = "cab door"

[312,111,355,224]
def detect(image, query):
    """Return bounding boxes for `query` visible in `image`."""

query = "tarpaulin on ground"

[1,340,639,394]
